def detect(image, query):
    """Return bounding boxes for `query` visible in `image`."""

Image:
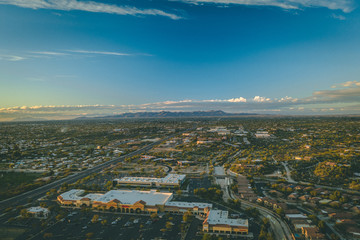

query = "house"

[299,195,310,202]
[288,193,298,200]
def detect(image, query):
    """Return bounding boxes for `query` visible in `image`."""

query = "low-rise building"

[58,189,212,216]
[27,207,50,219]
[114,174,186,188]
[203,210,248,235]
[165,201,212,217]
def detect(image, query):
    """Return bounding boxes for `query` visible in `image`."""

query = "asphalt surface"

[226,170,294,240]
[0,131,190,213]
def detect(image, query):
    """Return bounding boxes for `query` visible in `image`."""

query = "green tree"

[91,214,99,223]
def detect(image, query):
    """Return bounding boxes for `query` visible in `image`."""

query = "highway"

[0,132,183,213]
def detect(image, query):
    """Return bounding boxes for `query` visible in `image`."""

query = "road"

[224,169,294,240]
[0,131,188,212]
[281,162,296,183]
[214,166,232,202]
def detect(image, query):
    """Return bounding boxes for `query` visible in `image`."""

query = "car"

[124,221,132,227]
[82,226,88,229]
[146,220,152,225]
[133,219,139,224]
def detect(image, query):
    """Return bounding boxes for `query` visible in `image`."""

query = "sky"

[0,0,360,120]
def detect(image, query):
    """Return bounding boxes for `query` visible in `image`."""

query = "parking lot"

[40,210,190,240]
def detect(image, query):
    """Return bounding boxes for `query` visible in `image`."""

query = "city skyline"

[1,0,360,120]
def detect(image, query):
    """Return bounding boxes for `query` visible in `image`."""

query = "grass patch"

[0,172,42,200]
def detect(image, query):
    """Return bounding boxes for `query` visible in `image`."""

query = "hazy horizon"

[1,0,360,121]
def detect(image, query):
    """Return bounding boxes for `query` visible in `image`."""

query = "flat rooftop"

[60,189,103,201]
[166,201,212,209]
[27,207,49,213]
[60,189,85,201]
[94,190,173,206]
[116,173,186,185]
[206,210,248,227]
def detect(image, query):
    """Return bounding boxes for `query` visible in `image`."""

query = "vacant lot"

[0,172,42,200]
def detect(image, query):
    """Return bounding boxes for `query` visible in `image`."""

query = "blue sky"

[0,0,360,120]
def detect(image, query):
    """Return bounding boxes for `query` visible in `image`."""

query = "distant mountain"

[76,110,257,120]
[12,117,48,122]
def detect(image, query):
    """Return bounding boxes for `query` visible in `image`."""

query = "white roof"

[166,201,212,209]
[116,174,186,184]
[94,190,173,206]
[60,189,103,201]
[206,210,248,227]
[27,207,50,213]
[286,214,308,219]
[60,189,85,201]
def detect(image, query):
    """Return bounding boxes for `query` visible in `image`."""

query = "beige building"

[203,210,248,235]
[58,189,212,216]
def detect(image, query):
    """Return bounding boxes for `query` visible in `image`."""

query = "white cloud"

[228,97,247,102]
[67,50,132,56]
[30,51,68,56]
[341,80,360,87]
[0,0,182,20]
[279,96,297,102]
[253,96,271,102]
[332,14,346,20]
[0,54,26,61]
[0,49,150,62]
[179,0,355,13]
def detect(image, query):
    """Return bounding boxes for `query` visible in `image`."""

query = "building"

[114,174,186,188]
[165,201,212,217]
[27,207,50,219]
[203,210,248,235]
[57,189,212,216]
[92,190,173,213]
[57,189,105,207]
[255,131,271,138]
[58,189,173,213]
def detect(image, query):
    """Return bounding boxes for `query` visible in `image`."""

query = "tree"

[166,221,173,230]
[20,209,29,218]
[91,214,99,223]
[318,221,325,232]
[183,211,193,223]
[86,232,94,239]
[43,233,53,239]
[202,234,213,240]
[275,208,284,216]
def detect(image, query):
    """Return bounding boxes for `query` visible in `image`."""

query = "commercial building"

[27,207,50,218]
[58,189,173,213]
[57,189,211,216]
[203,210,249,235]
[165,201,212,217]
[114,174,186,188]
